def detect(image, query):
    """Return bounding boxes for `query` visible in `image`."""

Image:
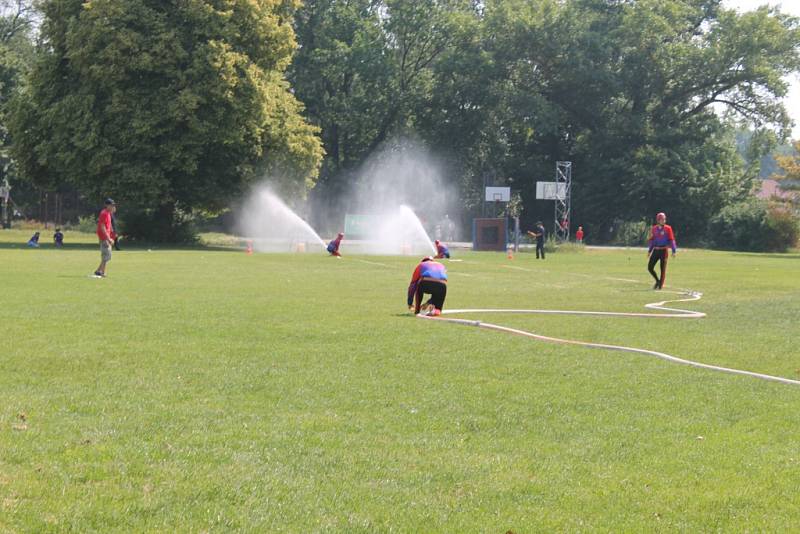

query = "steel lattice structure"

[554,161,571,241]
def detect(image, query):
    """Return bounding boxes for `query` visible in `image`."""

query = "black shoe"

[653,281,660,289]
[93,271,105,278]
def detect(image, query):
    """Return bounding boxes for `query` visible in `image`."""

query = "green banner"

[344,214,376,237]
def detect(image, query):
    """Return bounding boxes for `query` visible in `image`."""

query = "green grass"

[2,228,800,532]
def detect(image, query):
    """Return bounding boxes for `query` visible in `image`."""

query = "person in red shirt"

[575,226,584,243]
[94,198,117,278]
[647,212,677,290]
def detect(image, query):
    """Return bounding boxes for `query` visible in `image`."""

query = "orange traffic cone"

[246,240,254,255]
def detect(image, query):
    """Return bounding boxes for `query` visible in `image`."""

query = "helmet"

[337,232,344,237]
[434,240,440,245]
[656,212,666,221]
[421,256,433,262]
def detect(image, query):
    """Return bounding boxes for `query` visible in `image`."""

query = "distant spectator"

[54,228,64,248]
[27,231,40,248]
[111,212,121,250]
[443,214,456,241]
[576,226,584,243]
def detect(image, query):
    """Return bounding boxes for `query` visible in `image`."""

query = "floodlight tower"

[554,161,571,241]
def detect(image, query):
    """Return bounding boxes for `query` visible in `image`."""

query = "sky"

[722,0,800,139]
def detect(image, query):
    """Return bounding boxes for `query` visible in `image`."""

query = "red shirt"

[97,209,114,240]
[576,229,584,241]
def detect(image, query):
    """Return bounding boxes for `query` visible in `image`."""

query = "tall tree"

[10,0,322,235]
[289,0,476,197]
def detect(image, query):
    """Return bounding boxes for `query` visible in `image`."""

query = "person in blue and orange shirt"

[647,212,676,290]
[327,232,344,257]
[434,239,450,259]
[407,256,448,316]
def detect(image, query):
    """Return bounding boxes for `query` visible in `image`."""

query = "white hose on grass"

[419,291,800,386]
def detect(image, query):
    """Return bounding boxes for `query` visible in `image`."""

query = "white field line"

[352,258,392,267]
[420,292,800,386]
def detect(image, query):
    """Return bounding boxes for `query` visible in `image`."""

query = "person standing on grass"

[53,228,64,248]
[527,222,546,259]
[576,226,584,243]
[327,232,344,257]
[94,198,117,278]
[647,212,676,290]
[407,256,448,316]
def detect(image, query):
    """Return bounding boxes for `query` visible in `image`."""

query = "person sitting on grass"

[327,232,344,257]
[407,256,448,316]
[53,228,64,248]
[27,231,40,248]
[434,239,450,259]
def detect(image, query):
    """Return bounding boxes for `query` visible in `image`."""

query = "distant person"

[53,228,64,248]
[444,214,456,241]
[526,222,546,259]
[576,226,584,243]
[434,239,450,259]
[407,256,448,316]
[111,212,121,251]
[27,231,40,248]
[647,212,677,290]
[94,198,117,278]
[327,232,344,257]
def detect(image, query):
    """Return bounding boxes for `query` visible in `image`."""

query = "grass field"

[2,229,800,532]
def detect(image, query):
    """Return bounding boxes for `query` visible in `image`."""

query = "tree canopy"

[10,0,322,232]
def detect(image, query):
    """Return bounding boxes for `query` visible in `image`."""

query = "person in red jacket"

[575,226,584,243]
[94,198,117,278]
[647,212,676,290]
[407,256,448,316]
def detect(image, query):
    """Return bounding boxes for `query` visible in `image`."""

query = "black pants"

[648,249,669,287]
[536,242,545,259]
[415,280,447,313]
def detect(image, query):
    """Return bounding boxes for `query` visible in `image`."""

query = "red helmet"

[434,240,440,245]
[656,212,666,221]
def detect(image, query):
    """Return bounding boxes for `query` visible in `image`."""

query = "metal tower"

[554,161,571,241]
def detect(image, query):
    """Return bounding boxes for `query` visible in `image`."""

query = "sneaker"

[431,309,441,317]
[93,271,105,278]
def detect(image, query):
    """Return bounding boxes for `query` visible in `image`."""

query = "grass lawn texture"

[2,229,799,531]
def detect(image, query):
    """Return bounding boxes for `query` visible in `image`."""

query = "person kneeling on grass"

[327,232,344,257]
[27,232,41,247]
[434,239,450,259]
[407,256,448,316]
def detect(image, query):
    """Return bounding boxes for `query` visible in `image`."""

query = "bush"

[609,220,649,247]
[119,205,198,244]
[708,199,799,252]
[764,205,799,252]
[74,215,97,234]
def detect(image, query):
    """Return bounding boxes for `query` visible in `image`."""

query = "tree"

[773,140,800,193]
[289,0,476,198]
[10,0,322,238]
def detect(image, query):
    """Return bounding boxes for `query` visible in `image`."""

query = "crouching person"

[407,256,448,316]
